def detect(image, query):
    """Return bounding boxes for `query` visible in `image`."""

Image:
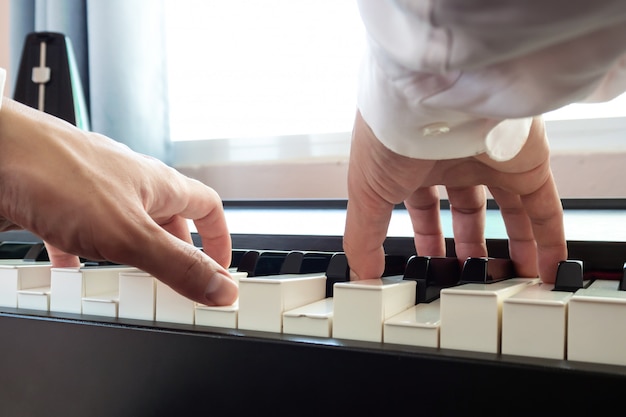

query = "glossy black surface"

[3,200,626,416]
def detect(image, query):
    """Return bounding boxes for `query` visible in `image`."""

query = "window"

[164,1,626,200]
[165,0,364,143]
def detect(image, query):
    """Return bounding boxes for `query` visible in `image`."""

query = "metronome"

[13,32,90,130]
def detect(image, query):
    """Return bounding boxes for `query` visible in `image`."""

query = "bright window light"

[165,1,624,143]
[544,92,626,121]
[165,0,365,141]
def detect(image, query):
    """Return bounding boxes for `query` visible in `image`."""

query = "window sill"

[173,117,626,200]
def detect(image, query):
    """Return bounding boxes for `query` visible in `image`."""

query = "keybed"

[4,197,626,416]
[2,238,626,368]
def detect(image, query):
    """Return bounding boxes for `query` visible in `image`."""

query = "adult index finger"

[344,113,435,280]
[116,219,238,306]
[343,116,395,281]
[167,177,233,270]
[519,170,567,283]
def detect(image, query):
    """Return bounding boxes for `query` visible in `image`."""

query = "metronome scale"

[13,32,90,130]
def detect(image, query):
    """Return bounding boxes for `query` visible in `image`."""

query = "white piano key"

[118,271,156,321]
[283,297,334,338]
[332,277,416,343]
[155,280,195,325]
[383,299,441,348]
[0,263,51,308]
[82,292,119,317]
[17,286,51,311]
[193,271,246,329]
[440,278,539,354]
[501,282,572,360]
[0,260,37,265]
[568,279,626,366]
[586,279,624,290]
[50,266,135,314]
[196,301,239,329]
[238,273,326,333]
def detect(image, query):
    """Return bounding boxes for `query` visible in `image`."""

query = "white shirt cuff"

[357,46,532,161]
[356,0,626,162]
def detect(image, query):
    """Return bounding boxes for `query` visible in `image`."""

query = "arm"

[345,0,626,281]
[0,96,237,306]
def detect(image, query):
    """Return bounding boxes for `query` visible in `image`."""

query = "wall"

[176,150,626,201]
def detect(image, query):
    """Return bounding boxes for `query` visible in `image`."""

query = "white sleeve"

[0,68,6,111]
[356,0,626,161]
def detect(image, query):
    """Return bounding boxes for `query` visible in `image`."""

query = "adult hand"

[0,98,237,306]
[343,111,567,283]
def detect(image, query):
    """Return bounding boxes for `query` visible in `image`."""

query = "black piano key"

[620,262,626,291]
[403,255,461,303]
[279,251,305,274]
[236,250,289,277]
[553,260,586,292]
[382,254,409,277]
[459,257,516,284]
[0,242,38,259]
[252,251,290,277]
[248,251,289,277]
[279,251,333,274]
[239,250,259,275]
[23,242,49,262]
[300,252,334,274]
[254,252,288,277]
[403,256,430,304]
[235,250,263,275]
[230,249,248,269]
[325,253,350,298]
[81,260,119,267]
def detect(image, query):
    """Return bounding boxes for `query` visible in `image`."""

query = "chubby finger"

[404,186,445,257]
[446,185,487,261]
[488,186,538,278]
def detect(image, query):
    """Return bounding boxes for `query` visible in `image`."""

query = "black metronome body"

[13,32,90,130]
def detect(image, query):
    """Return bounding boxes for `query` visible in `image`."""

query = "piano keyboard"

[2,241,626,365]
[2,199,626,416]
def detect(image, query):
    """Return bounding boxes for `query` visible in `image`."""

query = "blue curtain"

[10,0,171,163]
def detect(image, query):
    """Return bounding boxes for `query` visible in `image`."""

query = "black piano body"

[1,199,626,416]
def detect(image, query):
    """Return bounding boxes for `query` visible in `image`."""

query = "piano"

[2,198,626,416]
